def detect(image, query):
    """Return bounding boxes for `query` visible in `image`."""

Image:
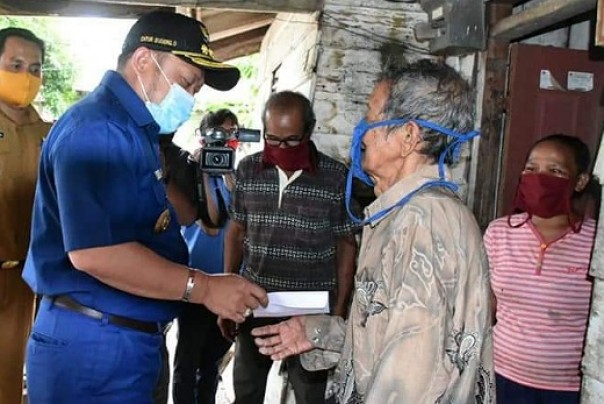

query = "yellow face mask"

[0,70,42,108]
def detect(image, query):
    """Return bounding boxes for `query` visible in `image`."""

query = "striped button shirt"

[230,144,355,292]
[484,214,595,391]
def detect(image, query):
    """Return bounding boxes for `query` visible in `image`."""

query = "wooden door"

[500,43,604,216]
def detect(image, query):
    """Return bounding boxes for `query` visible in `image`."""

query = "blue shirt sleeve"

[51,120,142,251]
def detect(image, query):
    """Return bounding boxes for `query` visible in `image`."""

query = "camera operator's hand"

[192,272,268,323]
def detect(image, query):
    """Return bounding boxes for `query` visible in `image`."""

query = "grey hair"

[378,59,475,165]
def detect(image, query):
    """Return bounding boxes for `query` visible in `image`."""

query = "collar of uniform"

[0,104,44,129]
[101,71,157,130]
[364,164,445,226]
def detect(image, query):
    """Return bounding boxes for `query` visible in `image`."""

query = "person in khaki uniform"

[0,27,51,404]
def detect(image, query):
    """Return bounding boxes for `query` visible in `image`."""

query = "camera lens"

[201,148,233,172]
[212,154,225,165]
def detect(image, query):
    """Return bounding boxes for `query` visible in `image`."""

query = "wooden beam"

[491,0,597,40]
[490,0,529,5]
[77,0,323,13]
[198,11,274,41]
[211,25,267,60]
[0,0,169,17]
[472,2,513,230]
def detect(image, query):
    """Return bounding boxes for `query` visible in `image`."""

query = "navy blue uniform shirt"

[23,71,188,322]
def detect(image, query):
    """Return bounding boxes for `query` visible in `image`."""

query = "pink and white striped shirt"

[484,214,595,391]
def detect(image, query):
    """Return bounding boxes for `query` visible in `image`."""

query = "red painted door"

[500,43,604,216]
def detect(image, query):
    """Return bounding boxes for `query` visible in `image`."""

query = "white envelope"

[253,291,329,318]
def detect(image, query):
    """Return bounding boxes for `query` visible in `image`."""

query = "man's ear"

[306,119,317,138]
[130,47,153,75]
[575,172,591,193]
[398,121,422,158]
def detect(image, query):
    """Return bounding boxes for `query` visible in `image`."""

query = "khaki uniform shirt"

[0,107,51,260]
[301,165,495,403]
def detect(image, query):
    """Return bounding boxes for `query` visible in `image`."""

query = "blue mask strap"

[412,119,479,178]
[346,174,458,225]
[346,118,479,225]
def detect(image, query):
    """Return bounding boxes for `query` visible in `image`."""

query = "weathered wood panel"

[588,143,604,278]
[311,1,431,160]
[472,3,512,229]
[491,0,597,40]
[582,377,604,404]
[326,0,423,11]
[0,0,167,17]
[211,26,268,61]
[78,0,323,13]
[581,134,604,403]
[314,89,367,136]
[582,266,604,402]
[256,12,319,93]
[253,0,477,179]
[252,11,319,132]
[320,4,427,52]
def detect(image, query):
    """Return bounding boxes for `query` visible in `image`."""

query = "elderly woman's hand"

[251,316,313,360]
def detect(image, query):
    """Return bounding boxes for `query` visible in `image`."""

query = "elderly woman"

[252,60,495,403]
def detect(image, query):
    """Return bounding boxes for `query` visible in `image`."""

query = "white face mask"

[137,54,195,134]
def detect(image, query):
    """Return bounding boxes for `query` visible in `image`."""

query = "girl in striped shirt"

[484,134,597,404]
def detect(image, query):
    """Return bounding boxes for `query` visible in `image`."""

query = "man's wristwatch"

[181,268,197,302]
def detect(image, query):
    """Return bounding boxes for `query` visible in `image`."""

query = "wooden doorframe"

[471,0,598,229]
[471,2,513,230]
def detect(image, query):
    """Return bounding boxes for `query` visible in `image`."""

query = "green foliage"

[195,53,260,128]
[0,16,80,118]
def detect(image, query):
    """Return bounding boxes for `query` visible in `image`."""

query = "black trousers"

[172,304,232,404]
[233,317,327,404]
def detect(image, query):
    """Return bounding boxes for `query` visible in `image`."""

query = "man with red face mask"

[221,91,357,404]
[0,27,51,404]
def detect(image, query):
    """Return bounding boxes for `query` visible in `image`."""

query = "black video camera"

[200,127,261,174]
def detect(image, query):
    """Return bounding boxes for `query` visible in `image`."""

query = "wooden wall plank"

[0,0,167,17]
[472,2,513,229]
[321,4,427,52]
[77,0,323,13]
[491,0,597,40]
[211,25,268,60]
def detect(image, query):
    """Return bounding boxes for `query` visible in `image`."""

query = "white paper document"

[253,291,329,318]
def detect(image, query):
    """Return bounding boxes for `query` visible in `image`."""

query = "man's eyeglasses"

[264,133,305,148]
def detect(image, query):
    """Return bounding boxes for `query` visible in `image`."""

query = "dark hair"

[262,91,316,136]
[531,133,591,174]
[160,137,199,210]
[378,59,475,165]
[0,27,45,63]
[533,133,600,207]
[200,108,238,132]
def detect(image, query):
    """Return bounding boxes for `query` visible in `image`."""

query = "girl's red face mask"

[513,173,574,218]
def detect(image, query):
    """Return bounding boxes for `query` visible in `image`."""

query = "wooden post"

[472,2,513,229]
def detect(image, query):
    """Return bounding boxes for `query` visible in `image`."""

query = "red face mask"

[262,141,314,172]
[513,173,574,218]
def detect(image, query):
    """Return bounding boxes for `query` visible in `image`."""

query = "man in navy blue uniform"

[22,11,267,403]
